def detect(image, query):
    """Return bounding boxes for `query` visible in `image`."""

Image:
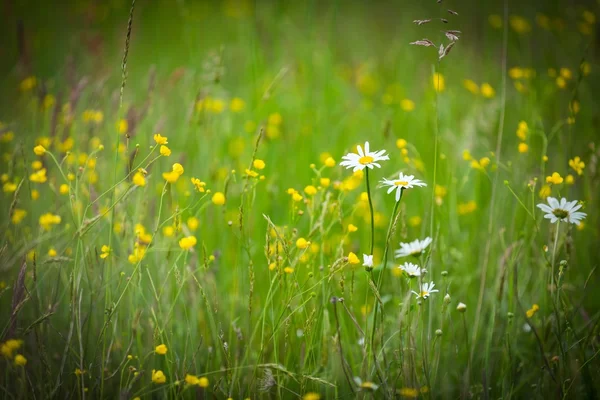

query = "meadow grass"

[0,0,599,398]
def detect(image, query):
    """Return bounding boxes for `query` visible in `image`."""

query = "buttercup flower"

[155,344,168,355]
[395,237,432,258]
[152,369,166,384]
[380,172,426,201]
[537,197,586,225]
[411,281,439,299]
[339,141,389,172]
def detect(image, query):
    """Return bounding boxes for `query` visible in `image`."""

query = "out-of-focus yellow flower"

[179,236,197,250]
[187,217,199,231]
[160,145,171,156]
[191,177,206,192]
[463,79,479,94]
[133,171,146,187]
[39,213,61,230]
[296,238,310,249]
[212,192,226,205]
[510,15,531,34]
[539,184,551,199]
[253,159,266,170]
[569,156,585,175]
[230,97,245,112]
[14,354,27,366]
[152,369,166,384]
[324,157,336,167]
[33,145,46,156]
[518,143,528,153]
[347,224,358,233]
[488,14,503,29]
[100,245,111,259]
[11,209,27,225]
[546,172,563,185]
[400,99,415,111]
[304,185,317,196]
[154,133,168,145]
[396,139,407,149]
[480,83,495,98]
[347,252,360,264]
[526,304,540,318]
[458,201,477,215]
[432,73,445,92]
[155,344,168,355]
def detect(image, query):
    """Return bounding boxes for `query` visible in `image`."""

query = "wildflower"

[185,374,199,385]
[14,354,27,366]
[556,76,567,89]
[48,248,57,257]
[155,344,168,355]
[545,172,563,185]
[463,79,479,94]
[488,14,503,29]
[537,197,586,225]
[29,169,47,183]
[458,201,477,215]
[457,302,467,312]
[3,182,17,193]
[230,97,246,112]
[398,388,419,398]
[245,168,258,178]
[518,143,528,153]
[396,139,407,149]
[347,252,360,265]
[565,175,574,185]
[432,73,445,92]
[339,141,389,172]
[59,184,69,195]
[11,209,27,224]
[398,262,425,277]
[253,159,266,170]
[163,163,184,183]
[400,99,415,111]
[179,236,197,250]
[509,15,531,34]
[160,145,171,156]
[412,281,439,299]
[319,178,330,187]
[380,172,426,201]
[395,237,432,258]
[20,76,37,91]
[187,217,200,231]
[320,156,335,168]
[296,238,310,249]
[39,213,61,230]
[197,377,209,388]
[100,245,111,259]
[304,185,317,196]
[152,369,166,384]
[284,267,294,274]
[132,171,146,187]
[268,112,283,125]
[526,304,540,318]
[154,134,168,145]
[462,150,472,161]
[347,224,358,233]
[303,393,321,400]
[117,119,128,134]
[568,156,585,175]
[480,83,495,98]
[191,178,206,192]
[212,192,226,205]
[33,145,46,156]
[538,184,551,199]
[362,254,373,268]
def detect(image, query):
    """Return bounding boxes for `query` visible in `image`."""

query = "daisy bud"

[457,302,467,313]
[444,293,451,304]
[435,329,443,337]
[441,270,448,277]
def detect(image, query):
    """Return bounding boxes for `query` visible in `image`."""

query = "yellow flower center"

[358,156,374,165]
[420,291,428,297]
[394,180,409,186]
[552,208,568,219]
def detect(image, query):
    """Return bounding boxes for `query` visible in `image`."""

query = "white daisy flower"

[380,172,427,201]
[362,254,374,268]
[395,237,433,258]
[398,262,426,277]
[411,281,439,299]
[536,197,586,225]
[339,141,389,172]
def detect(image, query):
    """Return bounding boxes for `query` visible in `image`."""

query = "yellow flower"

[31,189,39,200]
[179,236,197,250]
[565,174,575,185]
[432,73,445,92]
[268,112,283,125]
[34,145,46,156]
[39,213,61,230]
[324,156,336,167]
[526,304,540,318]
[304,185,317,196]
[152,369,166,384]
[409,216,422,227]
[488,14,503,29]
[398,388,419,398]
[133,171,146,187]
[117,119,129,134]
[538,184,551,199]
[191,177,206,192]
[284,266,294,274]
[155,344,168,355]
[14,354,27,366]
[581,62,591,76]
[154,133,168,145]
[463,79,479,94]
[303,393,321,400]
[230,97,246,112]
[559,68,572,80]
[172,163,184,175]
[509,15,531,34]
[163,163,184,183]
[462,149,472,161]
[187,217,199,232]
[516,121,528,140]
[245,168,258,178]
[296,238,310,249]
[518,143,528,153]
[212,192,226,205]
[400,99,415,111]
[197,377,209,388]
[458,201,477,215]
[185,374,199,385]
[3,182,17,193]
[556,76,567,89]
[20,76,37,91]
[100,245,111,259]
[536,13,551,30]
[59,184,69,195]
[347,224,358,233]
[48,248,57,257]
[396,138,407,149]
[29,169,47,183]
[545,172,563,185]
[480,83,495,98]
[160,145,171,156]
[11,209,27,225]
[319,178,330,187]
[292,192,303,202]
[253,159,266,170]
[568,156,585,175]
[347,252,360,264]
[479,157,491,168]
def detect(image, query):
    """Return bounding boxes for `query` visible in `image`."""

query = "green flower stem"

[365,168,375,258]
